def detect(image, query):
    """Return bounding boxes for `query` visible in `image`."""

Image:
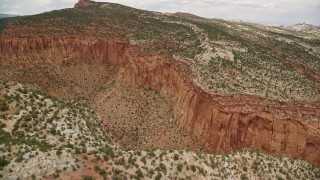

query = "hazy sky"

[0,0,319,25]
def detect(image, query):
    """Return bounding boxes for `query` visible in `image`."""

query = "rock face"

[74,0,97,8]
[0,36,319,165]
[0,36,127,65]
[118,52,320,165]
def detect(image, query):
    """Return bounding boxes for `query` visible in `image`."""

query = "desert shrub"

[177,164,183,172]
[191,165,196,172]
[147,150,156,157]
[56,147,63,156]
[156,163,166,173]
[15,154,24,163]
[155,173,162,180]
[135,169,144,180]
[31,174,36,180]
[115,157,125,165]
[0,101,9,112]
[147,168,154,177]
[140,156,146,164]
[0,157,9,170]
[94,165,100,172]
[99,169,106,176]
[241,174,248,180]
[82,175,95,180]
[173,154,179,161]
[104,147,114,158]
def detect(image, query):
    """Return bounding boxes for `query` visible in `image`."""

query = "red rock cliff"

[118,52,320,165]
[0,36,127,65]
[0,36,319,165]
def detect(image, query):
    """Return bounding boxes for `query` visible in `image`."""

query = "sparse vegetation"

[0,1,319,179]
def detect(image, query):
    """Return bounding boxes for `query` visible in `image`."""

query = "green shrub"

[243,166,248,172]
[31,174,36,180]
[104,147,114,157]
[15,154,24,163]
[56,147,63,156]
[82,175,95,180]
[147,169,154,177]
[53,173,59,178]
[0,101,9,112]
[94,165,100,172]
[173,154,179,161]
[155,173,162,180]
[147,150,156,157]
[99,169,106,176]
[157,163,166,173]
[135,169,144,180]
[140,156,146,164]
[241,174,248,180]
[177,164,183,172]
[0,157,9,170]
[115,157,125,165]
[191,165,196,172]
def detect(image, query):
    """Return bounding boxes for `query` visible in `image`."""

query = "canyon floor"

[0,0,320,179]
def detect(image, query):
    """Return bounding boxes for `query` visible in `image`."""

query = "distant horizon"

[0,0,319,26]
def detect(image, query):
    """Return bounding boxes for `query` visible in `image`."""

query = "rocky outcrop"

[0,36,319,165]
[74,0,97,8]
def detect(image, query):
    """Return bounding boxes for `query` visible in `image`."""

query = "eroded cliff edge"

[0,36,319,165]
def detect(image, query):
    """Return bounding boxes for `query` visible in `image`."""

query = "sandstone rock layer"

[0,36,126,65]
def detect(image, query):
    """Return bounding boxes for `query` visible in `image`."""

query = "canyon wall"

[118,53,320,165]
[0,36,127,99]
[0,36,127,66]
[0,36,319,165]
